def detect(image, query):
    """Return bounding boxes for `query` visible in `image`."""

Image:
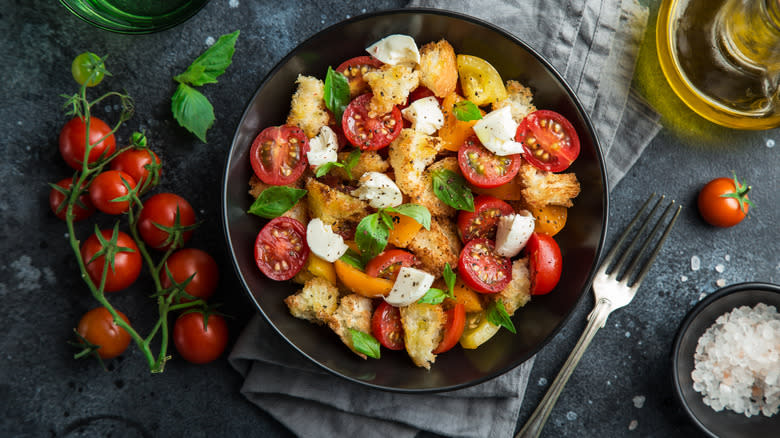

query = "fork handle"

[515,299,613,438]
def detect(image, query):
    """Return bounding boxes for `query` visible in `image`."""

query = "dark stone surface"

[1,1,777,437]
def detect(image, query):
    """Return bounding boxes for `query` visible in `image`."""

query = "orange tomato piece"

[450,280,485,313]
[387,213,423,247]
[334,259,394,298]
[470,175,524,200]
[439,93,481,151]
[530,204,568,236]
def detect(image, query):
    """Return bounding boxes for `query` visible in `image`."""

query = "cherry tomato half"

[525,233,562,295]
[458,238,512,294]
[433,302,466,354]
[49,177,95,222]
[59,117,116,170]
[516,110,580,172]
[250,125,309,186]
[89,170,136,215]
[371,301,405,351]
[173,312,228,364]
[160,248,219,302]
[137,193,196,251]
[336,55,384,98]
[77,307,131,359]
[254,217,309,281]
[697,175,752,227]
[458,136,521,188]
[81,229,142,292]
[457,195,514,243]
[110,148,161,189]
[342,93,403,151]
[365,249,418,281]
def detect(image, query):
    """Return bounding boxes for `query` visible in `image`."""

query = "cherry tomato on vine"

[49,177,95,221]
[433,302,466,354]
[697,174,754,227]
[59,117,116,170]
[250,125,309,186]
[458,238,512,294]
[71,52,106,87]
[371,301,404,351]
[110,148,161,188]
[365,249,418,281]
[516,110,580,172]
[137,193,196,251]
[342,93,403,151]
[254,217,309,281]
[160,248,219,301]
[336,55,383,97]
[173,312,228,364]
[525,233,562,295]
[77,307,131,359]
[89,170,136,215]
[80,229,142,292]
[457,195,514,243]
[458,136,522,188]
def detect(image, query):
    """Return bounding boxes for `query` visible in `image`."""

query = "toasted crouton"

[248,175,309,223]
[492,80,537,122]
[325,294,374,359]
[417,40,458,98]
[495,258,532,315]
[305,178,370,226]
[287,75,331,138]
[364,64,420,116]
[400,302,446,369]
[409,157,457,217]
[407,219,460,277]
[284,277,340,323]
[518,162,580,208]
[388,129,443,200]
[330,150,389,182]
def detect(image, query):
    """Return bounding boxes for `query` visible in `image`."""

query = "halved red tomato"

[365,249,418,281]
[342,93,402,151]
[432,302,465,354]
[457,195,514,242]
[525,233,562,295]
[458,238,512,294]
[515,110,580,172]
[336,56,383,97]
[371,301,404,350]
[458,136,521,188]
[250,125,309,186]
[254,217,309,281]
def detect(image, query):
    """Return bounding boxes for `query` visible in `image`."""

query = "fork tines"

[603,193,682,288]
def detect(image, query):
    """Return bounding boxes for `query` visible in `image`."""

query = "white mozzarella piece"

[473,106,525,156]
[401,96,444,135]
[495,210,536,257]
[306,125,339,166]
[384,267,435,307]
[351,172,403,209]
[365,34,420,65]
[306,218,349,263]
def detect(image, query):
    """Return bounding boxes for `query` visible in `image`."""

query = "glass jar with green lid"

[60,0,211,34]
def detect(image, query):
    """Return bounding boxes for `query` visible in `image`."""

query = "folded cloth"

[229,1,661,437]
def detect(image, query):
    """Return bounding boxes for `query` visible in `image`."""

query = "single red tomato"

[458,238,512,293]
[336,55,384,97]
[250,125,309,186]
[457,195,514,242]
[160,248,219,301]
[59,117,116,170]
[110,148,161,188]
[433,303,466,354]
[525,233,562,295]
[80,229,142,292]
[516,110,580,172]
[173,312,228,364]
[89,170,137,215]
[697,174,753,227]
[458,136,521,188]
[137,193,196,251]
[342,93,403,151]
[49,177,95,221]
[371,301,405,351]
[254,217,309,281]
[365,249,418,281]
[77,307,132,360]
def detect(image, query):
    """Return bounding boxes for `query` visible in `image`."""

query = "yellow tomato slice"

[459,311,501,349]
[386,213,423,248]
[439,93,481,151]
[447,280,484,313]
[470,175,524,200]
[334,259,393,298]
[456,55,508,107]
[306,254,337,284]
[529,204,568,236]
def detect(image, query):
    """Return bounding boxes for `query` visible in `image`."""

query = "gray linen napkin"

[229,1,661,437]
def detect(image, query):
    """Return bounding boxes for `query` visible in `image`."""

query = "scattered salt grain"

[691,255,701,271]
[632,395,646,408]
[716,278,727,287]
[691,303,780,417]
[724,254,731,262]
[628,420,638,431]
[625,332,631,338]
[715,264,725,273]
[205,36,215,47]
[566,411,577,421]
[537,377,547,386]
[681,275,688,282]
[229,0,239,7]
[767,139,775,148]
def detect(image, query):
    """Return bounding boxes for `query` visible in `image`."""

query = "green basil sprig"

[324,66,350,122]
[431,169,475,212]
[247,186,307,219]
[487,299,516,334]
[418,287,449,305]
[442,263,456,296]
[355,204,432,262]
[316,149,361,179]
[339,248,365,271]
[453,100,482,122]
[349,328,381,358]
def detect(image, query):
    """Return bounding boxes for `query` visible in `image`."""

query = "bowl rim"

[59,0,211,35]
[671,281,780,436]
[221,7,609,392]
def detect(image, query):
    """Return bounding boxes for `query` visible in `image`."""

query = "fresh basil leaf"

[417,288,448,305]
[355,213,388,261]
[340,249,365,271]
[443,263,456,297]
[171,83,215,143]
[386,204,431,230]
[430,169,475,212]
[324,66,350,122]
[379,210,395,230]
[342,149,361,179]
[487,299,516,334]
[453,100,482,122]
[349,329,381,358]
[315,161,344,178]
[174,30,240,86]
[247,186,307,219]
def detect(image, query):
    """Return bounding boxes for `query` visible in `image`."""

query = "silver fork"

[516,193,682,438]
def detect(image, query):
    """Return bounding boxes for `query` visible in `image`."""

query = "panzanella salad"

[247,34,581,369]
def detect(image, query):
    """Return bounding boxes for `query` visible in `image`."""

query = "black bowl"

[222,9,608,392]
[672,282,780,437]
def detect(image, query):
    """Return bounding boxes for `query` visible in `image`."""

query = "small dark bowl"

[222,9,608,392]
[672,282,780,437]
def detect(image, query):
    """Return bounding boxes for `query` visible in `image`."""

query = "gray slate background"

[1,0,778,437]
